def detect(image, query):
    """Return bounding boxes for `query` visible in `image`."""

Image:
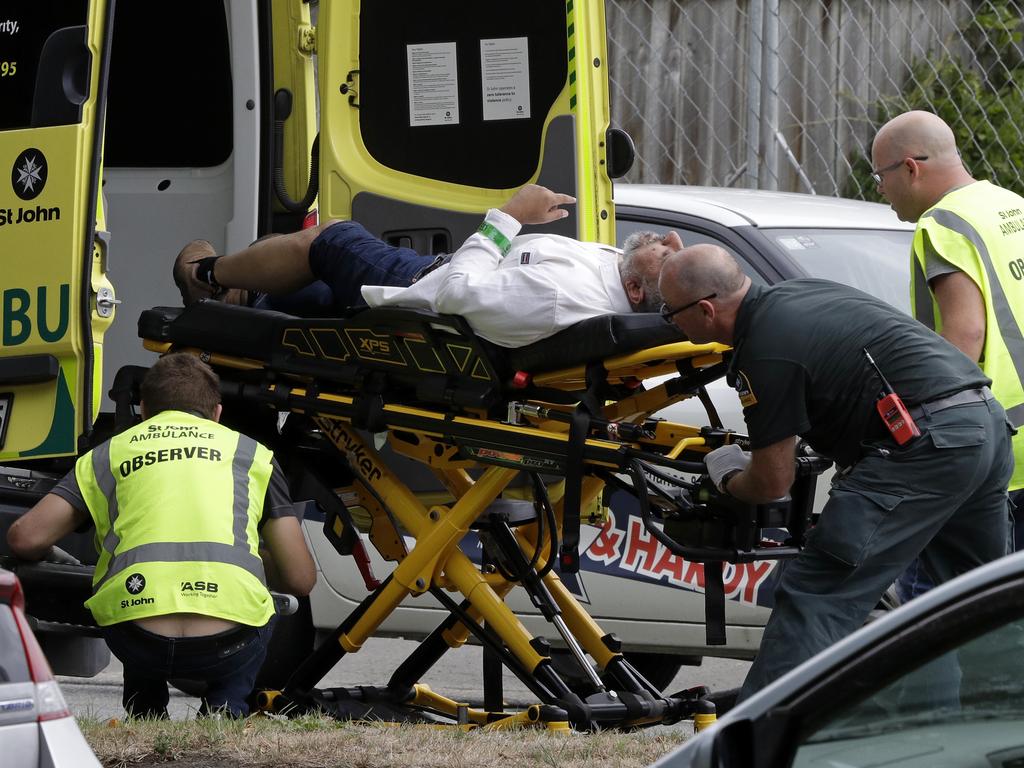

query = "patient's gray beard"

[639,271,666,312]
[631,290,662,314]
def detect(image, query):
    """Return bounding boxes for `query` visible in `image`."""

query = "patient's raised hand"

[501,184,576,226]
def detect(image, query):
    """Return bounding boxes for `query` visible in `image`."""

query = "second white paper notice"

[480,37,531,121]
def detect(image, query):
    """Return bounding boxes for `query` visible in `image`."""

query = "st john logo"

[733,370,758,408]
[125,573,146,595]
[12,148,47,201]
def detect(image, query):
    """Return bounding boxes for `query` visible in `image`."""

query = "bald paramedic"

[659,244,1014,701]
[872,110,1024,597]
[173,184,676,348]
[7,353,316,718]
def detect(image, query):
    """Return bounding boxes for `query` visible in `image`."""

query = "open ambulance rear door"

[308,0,624,629]
[0,0,114,462]
[315,0,618,253]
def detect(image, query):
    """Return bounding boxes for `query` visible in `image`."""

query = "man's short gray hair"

[620,230,663,279]
[618,230,659,266]
[618,230,669,313]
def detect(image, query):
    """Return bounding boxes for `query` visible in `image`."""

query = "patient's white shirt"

[360,208,631,348]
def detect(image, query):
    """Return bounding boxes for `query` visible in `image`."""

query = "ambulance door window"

[104,0,232,168]
[358,1,566,188]
[0,0,90,131]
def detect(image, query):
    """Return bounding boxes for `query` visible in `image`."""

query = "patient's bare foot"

[172,240,249,307]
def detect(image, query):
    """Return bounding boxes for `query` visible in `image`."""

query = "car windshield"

[764,228,913,314]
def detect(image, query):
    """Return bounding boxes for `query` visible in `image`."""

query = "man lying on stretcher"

[173,185,675,348]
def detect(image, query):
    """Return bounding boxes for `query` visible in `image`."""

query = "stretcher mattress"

[138,301,686,402]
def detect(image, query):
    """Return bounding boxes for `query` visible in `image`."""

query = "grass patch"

[80,714,689,767]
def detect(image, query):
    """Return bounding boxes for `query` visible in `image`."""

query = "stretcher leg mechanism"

[136,302,832,731]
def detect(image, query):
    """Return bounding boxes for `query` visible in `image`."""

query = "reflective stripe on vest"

[921,208,1024,427]
[911,243,937,331]
[91,440,120,570]
[92,432,266,589]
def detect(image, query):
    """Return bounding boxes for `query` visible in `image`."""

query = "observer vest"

[78,410,275,626]
[910,180,1024,490]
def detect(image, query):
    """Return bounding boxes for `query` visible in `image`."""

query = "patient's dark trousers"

[257,221,435,315]
[738,399,1014,701]
[312,221,436,311]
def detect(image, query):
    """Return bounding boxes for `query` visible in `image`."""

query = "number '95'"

[0,62,16,77]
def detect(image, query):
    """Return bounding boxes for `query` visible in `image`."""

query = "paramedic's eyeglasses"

[660,293,716,321]
[871,155,928,186]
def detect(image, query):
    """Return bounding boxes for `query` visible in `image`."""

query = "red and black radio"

[864,348,921,445]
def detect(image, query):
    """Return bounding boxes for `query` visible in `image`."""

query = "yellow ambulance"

[0,0,624,680]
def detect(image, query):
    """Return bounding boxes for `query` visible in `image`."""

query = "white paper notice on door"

[480,37,530,121]
[407,42,460,126]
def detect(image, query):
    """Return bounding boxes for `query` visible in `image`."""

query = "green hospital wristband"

[476,221,512,257]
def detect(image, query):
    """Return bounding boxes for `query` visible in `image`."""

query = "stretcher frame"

[133,301,827,731]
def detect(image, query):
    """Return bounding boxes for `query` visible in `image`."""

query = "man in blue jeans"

[8,354,316,718]
[173,185,677,348]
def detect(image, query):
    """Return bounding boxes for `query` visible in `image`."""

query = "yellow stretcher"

[133,300,828,731]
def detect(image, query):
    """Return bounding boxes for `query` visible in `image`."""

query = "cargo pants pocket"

[809,485,904,568]
[925,423,987,450]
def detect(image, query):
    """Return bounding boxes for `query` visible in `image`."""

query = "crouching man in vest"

[7,353,317,718]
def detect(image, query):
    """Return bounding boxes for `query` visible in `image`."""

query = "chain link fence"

[606,0,1024,200]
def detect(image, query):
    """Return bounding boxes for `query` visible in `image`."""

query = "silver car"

[0,569,100,768]
[294,187,916,690]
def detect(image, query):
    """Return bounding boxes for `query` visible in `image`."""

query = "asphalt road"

[60,638,751,723]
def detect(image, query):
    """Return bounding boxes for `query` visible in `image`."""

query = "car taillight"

[0,569,24,609]
[302,209,319,229]
[8,583,71,721]
[33,680,70,721]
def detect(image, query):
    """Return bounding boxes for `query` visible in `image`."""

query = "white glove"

[704,444,752,492]
[45,545,81,566]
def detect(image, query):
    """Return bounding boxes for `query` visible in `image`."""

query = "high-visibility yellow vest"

[910,180,1024,490]
[78,410,275,626]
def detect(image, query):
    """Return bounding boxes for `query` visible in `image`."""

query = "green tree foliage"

[845,1,1024,201]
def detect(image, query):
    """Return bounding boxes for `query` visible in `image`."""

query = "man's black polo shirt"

[731,279,989,468]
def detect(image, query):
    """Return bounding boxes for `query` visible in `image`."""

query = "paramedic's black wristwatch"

[720,469,741,495]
